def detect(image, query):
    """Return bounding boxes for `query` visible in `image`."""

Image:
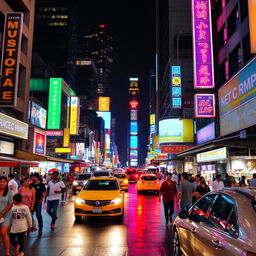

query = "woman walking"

[0,176,13,256]
[19,177,36,233]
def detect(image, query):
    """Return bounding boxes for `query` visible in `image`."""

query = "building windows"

[229,44,241,76]
[227,5,239,39]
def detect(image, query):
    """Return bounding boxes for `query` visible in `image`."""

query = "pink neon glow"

[192,0,214,88]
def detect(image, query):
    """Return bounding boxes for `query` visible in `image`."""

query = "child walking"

[9,193,32,256]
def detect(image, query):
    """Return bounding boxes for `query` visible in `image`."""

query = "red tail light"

[136,175,138,177]
[248,253,256,256]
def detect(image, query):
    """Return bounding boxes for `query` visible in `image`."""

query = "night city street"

[0,184,173,256]
[1,0,256,255]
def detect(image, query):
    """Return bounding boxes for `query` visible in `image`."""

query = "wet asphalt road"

[0,183,175,256]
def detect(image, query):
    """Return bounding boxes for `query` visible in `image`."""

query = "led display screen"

[131,110,138,121]
[197,122,215,144]
[130,121,138,135]
[159,119,194,143]
[30,101,47,129]
[130,136,138,148]
[97,111,111,129]
[130,150,138,160]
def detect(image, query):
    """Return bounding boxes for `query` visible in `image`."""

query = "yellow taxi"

[74,177,125,221]
[137,174,161,194]
[113,173,129,192]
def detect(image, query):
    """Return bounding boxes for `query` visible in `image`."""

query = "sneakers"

[50,224,56,229]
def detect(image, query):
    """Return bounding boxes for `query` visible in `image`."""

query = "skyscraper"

[33,0,78,89]
[83,25,113,96]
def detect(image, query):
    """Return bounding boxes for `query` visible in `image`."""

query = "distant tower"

[128,78,139,167]
[83,25,113,96]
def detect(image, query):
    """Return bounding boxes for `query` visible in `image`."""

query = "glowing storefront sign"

[70,97,79,135]
[46,130,63,136]
[47,78,62,129]
[196,147,227,163]
[55,148,71,153]
[0,13,23,107]
[98,97,110,111]
[195,94,215,118]
[192,0,214,88]
[0,113,28,139]
[150,114,155,125]
[248,0,256,53]
[161,145,194,154]
[0,140,14,155]
[197,122,215,144]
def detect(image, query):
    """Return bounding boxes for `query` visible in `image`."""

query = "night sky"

[78,1,156,166]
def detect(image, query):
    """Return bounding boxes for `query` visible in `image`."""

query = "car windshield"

[76,174,91,180]
[93,172,110,177]
[114,174,126,178]
[141,176,157,181]
[127,171,136,174]
[84,180,119,190]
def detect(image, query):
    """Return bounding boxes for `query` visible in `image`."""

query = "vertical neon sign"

[192,0,214,88]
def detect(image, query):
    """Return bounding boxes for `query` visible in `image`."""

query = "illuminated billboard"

[97,111,111,129]
[130,121,138,135]
[98,97,110,111]
[197,147,227,163]
[248,0,256,53]
[150,114,155,125]
[34,133,46,155]
[29,101,47,129]
[129,100,139,110]
[130,136,138,148]
[218,58,256,136]
[159,119,194,143]
[0,13,23,107]
[192,0,214,88]
[47,78,62,129]
[194,94,215,118]
[131,110,138,121]
[130,150,138,160]
[70,97,79,135]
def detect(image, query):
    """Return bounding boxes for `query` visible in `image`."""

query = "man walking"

[177,173,194,212]
[159,173,177,224]
[45,171,65,229]
[8,174,18,195]
[31,173,46,232]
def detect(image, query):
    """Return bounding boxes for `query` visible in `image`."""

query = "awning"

[47,156,74,164]
[177,135,256,157]
[0,155,39,167]
[15,150,48,161]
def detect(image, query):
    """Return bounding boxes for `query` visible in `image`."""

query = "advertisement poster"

[35,133,45,154]
[195,94,215,118]
[30,101,47,129]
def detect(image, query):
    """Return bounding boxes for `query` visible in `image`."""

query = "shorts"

[0,215,11,227]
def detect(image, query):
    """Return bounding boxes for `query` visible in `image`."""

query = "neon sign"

[129,100,139,110]
[192,0,214,88]
[195,94,215,118]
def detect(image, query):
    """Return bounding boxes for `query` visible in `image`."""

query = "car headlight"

[123,180,128,184]
[75,198,84,204]
[110,198,122,205]
[73,181,78,186]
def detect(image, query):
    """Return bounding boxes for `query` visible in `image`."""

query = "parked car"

[172,187,256,256]
[72,173,92,194]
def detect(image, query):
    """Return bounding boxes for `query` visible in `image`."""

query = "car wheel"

[173,229,182,256]
[75,215,82,222]
[117,213,124,222]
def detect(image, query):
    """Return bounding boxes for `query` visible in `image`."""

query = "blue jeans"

[180,202,192,212]
[34,201,43,229]
[47,200,59,224]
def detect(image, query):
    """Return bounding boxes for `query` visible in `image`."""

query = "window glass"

[208,195,235,231]
[225,208,238,237]
[190,194,217,222]
[142,176,157,181]
[84,180,118,190]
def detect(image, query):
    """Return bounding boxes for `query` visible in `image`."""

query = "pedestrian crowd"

[159,171,255,225]
[0,170,72,256]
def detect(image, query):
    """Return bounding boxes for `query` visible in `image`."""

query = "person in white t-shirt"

[8,174,18,195]
[10,193,32,256]
[212,174,224,191]
[45,171,65,229]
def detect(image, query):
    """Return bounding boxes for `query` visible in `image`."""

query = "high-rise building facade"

[83,25,113,96]
[33,0,78,89]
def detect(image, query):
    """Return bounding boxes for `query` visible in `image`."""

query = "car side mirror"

[178,210,189,219]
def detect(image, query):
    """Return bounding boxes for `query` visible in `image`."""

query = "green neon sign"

[47,78,62,129]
